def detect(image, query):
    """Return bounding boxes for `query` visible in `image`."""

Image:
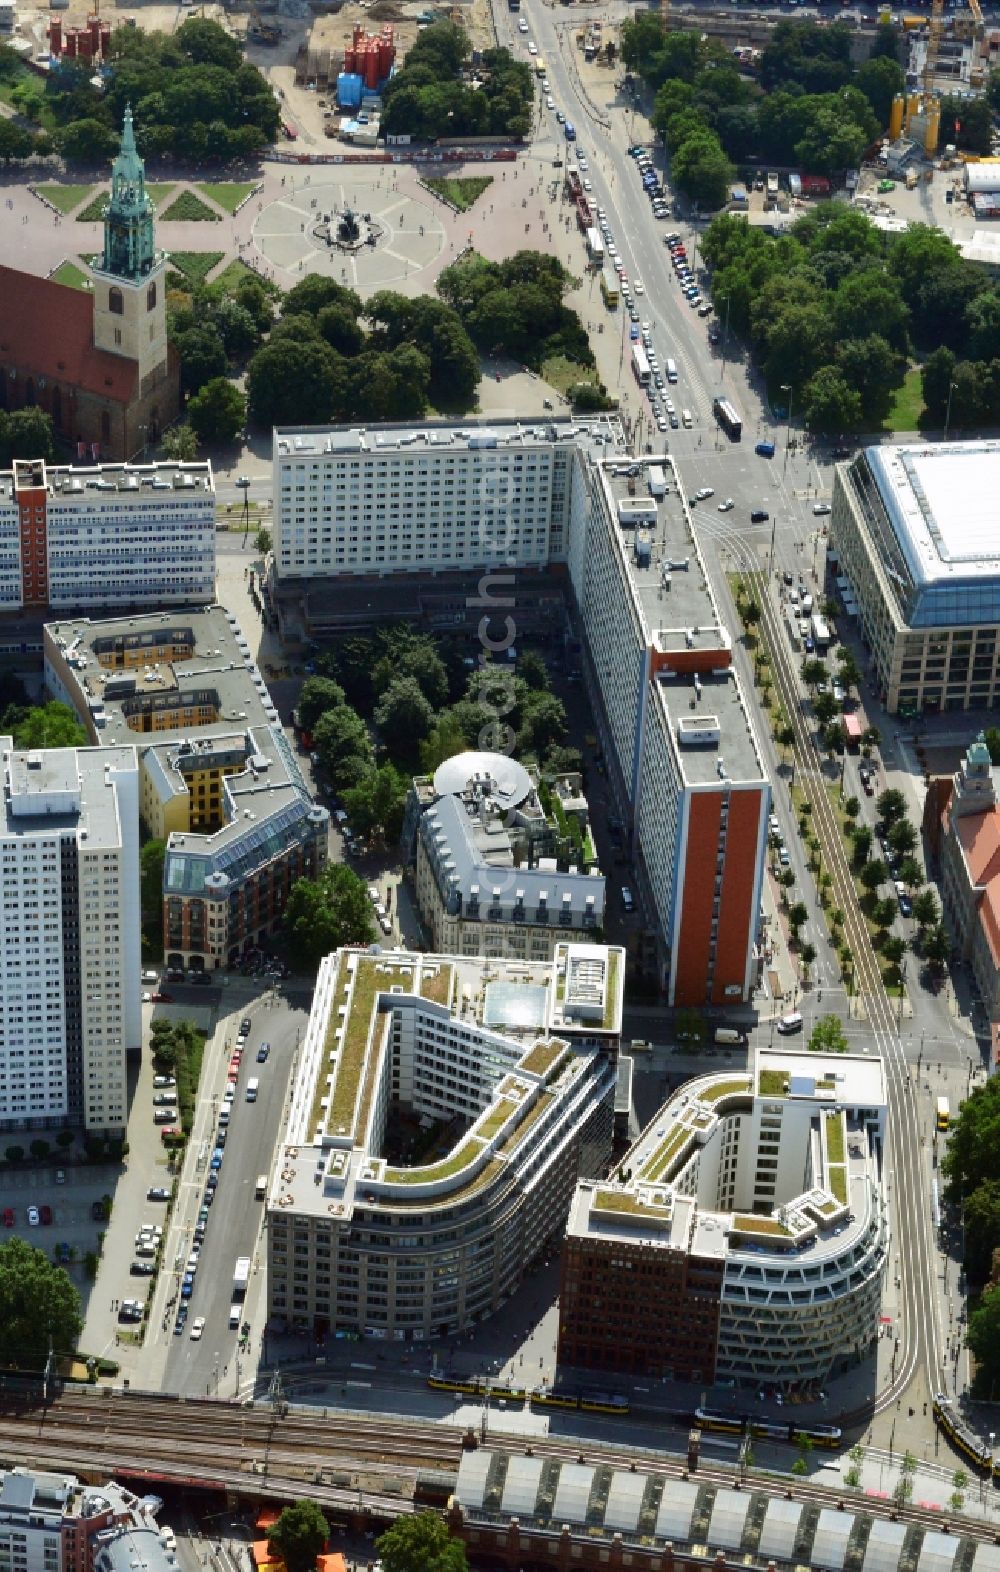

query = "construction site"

[291,0,496,94]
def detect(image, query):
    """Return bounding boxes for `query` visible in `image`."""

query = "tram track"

[699,519,941,1422]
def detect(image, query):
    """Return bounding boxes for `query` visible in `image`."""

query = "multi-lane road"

[491,0,974,1426]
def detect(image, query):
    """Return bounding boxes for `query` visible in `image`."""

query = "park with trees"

[381,22,533,142]
[0,21,279,168]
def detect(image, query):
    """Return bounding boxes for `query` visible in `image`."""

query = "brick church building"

[0,108,181,461]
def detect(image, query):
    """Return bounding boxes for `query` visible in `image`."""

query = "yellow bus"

[936,1096,950,1131]
[600,268,619,307]
[535,57,546,77]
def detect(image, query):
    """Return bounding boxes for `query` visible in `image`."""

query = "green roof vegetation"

[384,1137,484,1186]
[594,1188,671,1220]
[328,958,381,1135]
[700,1078,751,1104]
[477,1098,518,1142]
[603,951,620,1029]
[732,1215,790,1237]
[759,1070,790,1097]
[420,964,453,1006]
[828,1165,848,1205]
[520,1039,566,1078]
[826,1113,845,1166]
[640,1124,692,1183]
[498,1091,553,1156]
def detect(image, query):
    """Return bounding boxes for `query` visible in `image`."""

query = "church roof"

[0,267,138,405]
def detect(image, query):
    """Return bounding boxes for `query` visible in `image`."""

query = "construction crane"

[922,0,945,93]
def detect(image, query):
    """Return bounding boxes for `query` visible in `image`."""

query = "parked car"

[26,1205,39,1226]
[39,1205,52,1225]
[2,1208,13,1227]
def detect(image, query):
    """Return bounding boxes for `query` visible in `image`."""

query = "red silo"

[365,46,380,87]
[64,30,78,58]
[88,15,100,49]
[77,29,94,57]
[344,44,355,71]
[100,25,111,53]
[48,18,62,54]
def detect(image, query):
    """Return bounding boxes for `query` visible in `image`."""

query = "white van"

[681,408,693,428]
[229,1304,241,1329]
[713,1027,744,1045]
[777,1011,803,1034]
[255,1174,267,1200]
[621,886,635,913]
[665,359,678,383]
[245,1077,259,1102]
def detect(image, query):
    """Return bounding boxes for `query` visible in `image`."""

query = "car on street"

[556,109,565,122]
[2,1208,13,1227]
[778,846,791,867]
[223,1084,236,1104]
[899,893,913,917]
[39,1204,52,1225]
[656,415,668,431]
[257,1042,270,1062]
[190,1316,206,1341]
[750,508,770,523]
[518,16,528,28]
[695,486,714,500]
[629,323,640,341]
[26,1205,39,1226]
[120,1300,143,1323]
[151,992,172,1003]
[91,1199,107,1221]
[528,40,537,52]
[813,502,832,515]
[777,1011,803,1034]
[131,1260,155,1275]
[173,1308,188,1335]
[206,1172,218,1189]
[633,279,644,295]
[210,1149,224,1170]
[718,498,734,511]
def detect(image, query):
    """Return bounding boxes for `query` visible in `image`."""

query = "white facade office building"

[831,441,1000,715]
[0,458,215,612]
[0,740,139,1134]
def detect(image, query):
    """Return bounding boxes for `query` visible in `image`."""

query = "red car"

[39,1204,52,1225]
[151,991,173,1003]
[2,1208,13,1227]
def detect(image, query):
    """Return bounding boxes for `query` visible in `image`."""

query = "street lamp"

[943,380,958,443]
[780,384,794,477]
[238,475,252,548]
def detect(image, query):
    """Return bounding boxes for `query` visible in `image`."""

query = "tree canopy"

[377,1513,469,1572]
[0,1236,82,1365]
[284,865,375,970]
[381,24,532,140]
[50,20,278,165]
[4,701,87,750]
[808,1014,849,1054]
[268,1502,328,1572]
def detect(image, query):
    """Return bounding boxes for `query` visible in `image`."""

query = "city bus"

[936,1096,950,1131]
[631,343,650,386]
[600,267,619,308]
[712,396,742,440]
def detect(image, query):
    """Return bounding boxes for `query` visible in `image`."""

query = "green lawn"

[167,252,225,286]
[208,257,277,297]
[159,190,221,223]
[424,175,493,212]
[197,181,257,214]
[542,354,599,395]
[886,365,924,433]
[37,184,95,215]
[147,183,177,207]
[50,260,90,290]
[75,190,110,223]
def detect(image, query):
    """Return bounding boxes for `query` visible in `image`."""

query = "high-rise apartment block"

[0,458,214,613]
[269,420,769,1005]
[0,740,139,1135]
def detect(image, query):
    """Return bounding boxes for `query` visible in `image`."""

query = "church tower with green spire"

[90,106,169,389]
